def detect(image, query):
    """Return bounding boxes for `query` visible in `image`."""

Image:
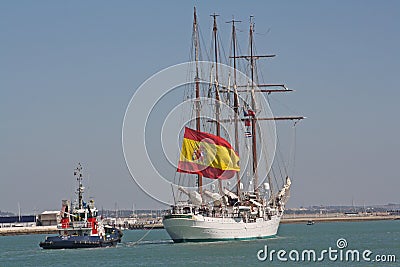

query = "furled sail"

[203,190,224,206]
[178,186,203,206]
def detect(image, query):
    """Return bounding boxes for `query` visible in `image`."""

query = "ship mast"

[211,13,224,195]
[193,7,202,196]
[211,13,221,137]
[249,17,260,197]
[227,18,242,197]
[74,163,84,209]
[228,16,305,198]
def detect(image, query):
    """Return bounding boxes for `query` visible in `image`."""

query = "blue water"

[0,220,399,266]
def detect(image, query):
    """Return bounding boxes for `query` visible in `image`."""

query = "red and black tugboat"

[39,163,123,249]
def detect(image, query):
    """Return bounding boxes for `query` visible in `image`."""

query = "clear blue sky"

[1,1,399,213]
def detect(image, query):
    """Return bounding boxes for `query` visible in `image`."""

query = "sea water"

[0,220,398,266]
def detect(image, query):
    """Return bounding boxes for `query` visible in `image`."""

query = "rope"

[290,122,297,179]
[275,135,286,184]
[129,222,158,246]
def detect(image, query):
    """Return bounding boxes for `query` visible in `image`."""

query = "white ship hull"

[163,214,281,242]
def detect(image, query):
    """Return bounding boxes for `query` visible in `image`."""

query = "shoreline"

[0,215,398,236]
[281,214,399,224]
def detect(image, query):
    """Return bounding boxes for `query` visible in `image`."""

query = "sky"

[1,1,399,214]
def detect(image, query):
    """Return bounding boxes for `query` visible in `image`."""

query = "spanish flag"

[177,127,240,180]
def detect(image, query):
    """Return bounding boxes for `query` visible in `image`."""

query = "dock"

[281,214,400,224]
[0,226,57,236]
[126,223,164,230]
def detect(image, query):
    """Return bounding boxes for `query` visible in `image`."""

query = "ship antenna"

[74,163,84,209]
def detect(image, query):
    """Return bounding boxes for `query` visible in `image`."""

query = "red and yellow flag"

[177,127,240,180]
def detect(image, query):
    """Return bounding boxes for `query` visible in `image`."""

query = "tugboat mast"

[74,163,84,209]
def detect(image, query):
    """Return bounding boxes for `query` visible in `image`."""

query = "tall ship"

[39,163,123,249]
[162,8,304,242]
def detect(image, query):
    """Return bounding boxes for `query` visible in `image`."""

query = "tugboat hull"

[39,232,122,249]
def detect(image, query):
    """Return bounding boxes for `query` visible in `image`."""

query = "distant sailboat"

[162,8,304,242]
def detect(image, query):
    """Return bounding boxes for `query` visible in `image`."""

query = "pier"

[0,226,57,236]
[281,214,400,224]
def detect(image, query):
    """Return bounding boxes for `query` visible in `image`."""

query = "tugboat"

[39,163,123,249]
